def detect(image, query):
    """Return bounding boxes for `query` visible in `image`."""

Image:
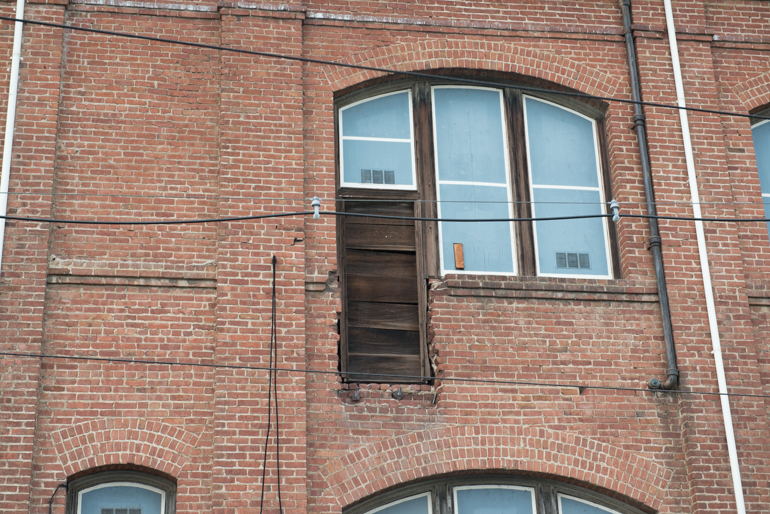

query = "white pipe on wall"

[662,1,746,512]
[0,0,25,278]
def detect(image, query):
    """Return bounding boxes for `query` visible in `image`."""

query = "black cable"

[2,190,769,209]
[2,350,769,401]
[48,483,67,514]
[4,210,770,226]
[272,255,283,514]
[1,15,768,122]
[259,256,272,514]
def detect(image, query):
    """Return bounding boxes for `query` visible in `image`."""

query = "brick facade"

[0,0,769,513]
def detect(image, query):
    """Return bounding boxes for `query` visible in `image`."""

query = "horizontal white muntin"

[341,135,412,143]
[437,180,508,188]
[531,184,601,191]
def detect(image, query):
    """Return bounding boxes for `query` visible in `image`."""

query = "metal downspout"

[0,0,25,277]
[661,0,746,511]
[619,0,679,390]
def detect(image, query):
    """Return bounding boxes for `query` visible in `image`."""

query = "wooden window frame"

[343,475,648,514]
[66,470,176,514]
[336,76,620,384]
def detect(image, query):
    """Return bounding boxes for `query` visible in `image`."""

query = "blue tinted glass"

[342,139,414,186]
[433,88,508,184]
[455,487,534,514]
[525,97,599,188]
[439,184,513,273]
[81,485,163,514]
[532,188,608,277]
[753,122,770,193]
[342,92,411,139]
[560,496,617,514]
[375,494,431,514]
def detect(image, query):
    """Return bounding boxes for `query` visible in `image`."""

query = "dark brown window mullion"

[505,88,536,276]
[597,116,622,279]
[413,81,438,380]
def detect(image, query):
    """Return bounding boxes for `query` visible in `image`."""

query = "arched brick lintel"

[729,70,770,115]
[319,425,670,512]
[51,418,199,479]
[321,39,623,100]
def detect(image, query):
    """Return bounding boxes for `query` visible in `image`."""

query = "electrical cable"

[0,15,768,122]
[1,190,769,209]
[2,349,769,400]
[272,255,283,514]
[3,210,770,226]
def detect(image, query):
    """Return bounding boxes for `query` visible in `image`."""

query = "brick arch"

[728,70,770,114]
[318,424,670,511]
[321,39,623,99]
[51,418,200,478]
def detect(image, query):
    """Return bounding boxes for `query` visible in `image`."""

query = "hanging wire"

[0,15,769,121]
[2,350,769,400]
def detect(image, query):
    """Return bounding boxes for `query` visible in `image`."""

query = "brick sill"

[438,275,659,303]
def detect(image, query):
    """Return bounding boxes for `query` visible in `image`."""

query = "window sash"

[339,90,418,190]
[78,482,165,514]
[523,95,612,279]
[751,119,770,239]
[431,86,518,276]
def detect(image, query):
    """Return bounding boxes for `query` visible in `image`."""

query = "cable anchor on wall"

[609,199,620,223]
[311,196,321,219]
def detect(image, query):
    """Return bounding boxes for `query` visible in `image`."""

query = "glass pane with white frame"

[524,96,609,278]
[367,493,432,514]
[340,91,416,189]
[751,120,770,238]
[559,494,620,514]
[438,184,515,274]
[454,486,535,514]
[532,188,609,277]
[79,483,164,514]
[433,87,516,275]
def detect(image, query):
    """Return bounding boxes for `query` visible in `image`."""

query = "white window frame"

[557,493,621,514]
[452,485,536,514]
[522,95,613,280]
[751,118,770,224]
[431,85,518,277]
[77,481,166,514]
[339,90,418,191]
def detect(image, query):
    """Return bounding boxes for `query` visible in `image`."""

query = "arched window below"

[66,470,175,514]
[344,475,647,514]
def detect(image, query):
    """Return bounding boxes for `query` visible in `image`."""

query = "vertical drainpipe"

[0,0,25,277]
[661,1,746,511]
[618,0,679,390]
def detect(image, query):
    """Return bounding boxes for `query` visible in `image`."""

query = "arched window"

[751,118,770,239]
[344,476,645,514]
[336,78,618,382]
[66,470,176,514]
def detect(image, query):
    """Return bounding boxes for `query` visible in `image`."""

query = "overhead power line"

[2,210,770,226]
[2,190,769,209]
[1,350,768,401]
[1,16,768,121]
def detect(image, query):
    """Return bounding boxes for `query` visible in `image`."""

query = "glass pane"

[532,188,609,277]
[525,97,599,188]
[752,121,770,193]
[342,139,414,186]
[560,495,618,514]
[342,92,411,139]
[439,184,514,273]
[455,487,534,514]
[433,88,508,184]
[371,494,431,514]
[81,485,162,514]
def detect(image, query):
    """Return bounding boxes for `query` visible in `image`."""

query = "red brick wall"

[0,0,768,513]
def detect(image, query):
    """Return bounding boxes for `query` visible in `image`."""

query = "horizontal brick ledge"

[47,274,217,289]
